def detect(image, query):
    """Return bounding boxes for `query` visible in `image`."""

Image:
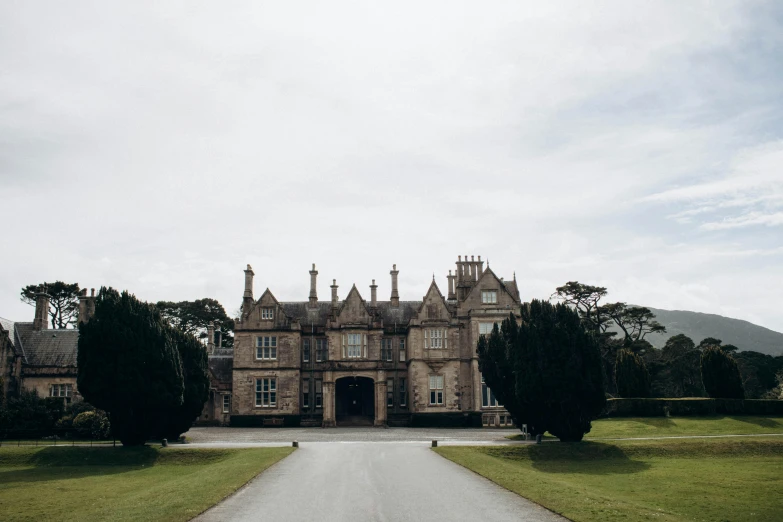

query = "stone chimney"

[207,322,215,353]
[243,264,255,309]
[33,286,50,330]
[370,279,377,308]
[447,270,456,300]
[309,264,318,308]
[215,329,222,350]
[78,288,96,325]
[331,279,339,312]
[477,255,484,276]
[390,264,399,307]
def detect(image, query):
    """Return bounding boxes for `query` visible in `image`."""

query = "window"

[347,333,362,358]
[429,375,444,405]
[261,308,274,320]
[399,338,406,362]
[315,380,323,408]
[481,375,500,408]
[49,383,72,401]
[256,336,277,360]
[222,394,231,414]
[481,290,498,304]
[479,322,497,336]
[302,338,311,363]
[424,329,446,349]
[255,378,277,407]
[381,338,393,362]
[302,378,310,409]
[387,378,394,407]
[399,377,407,407]
[315,338,328,361]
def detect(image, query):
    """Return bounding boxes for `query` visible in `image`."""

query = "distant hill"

[636,307,783,356]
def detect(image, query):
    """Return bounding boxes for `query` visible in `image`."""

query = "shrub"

[72,410,111,439]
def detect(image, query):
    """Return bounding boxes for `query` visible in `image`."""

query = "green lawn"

[436,438,783,522]
[507,415,783,440]
[0,446,294,522]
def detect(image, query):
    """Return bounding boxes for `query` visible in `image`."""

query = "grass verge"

[506,415,783,440]
[0,446,294,522]
[436,437,783,522]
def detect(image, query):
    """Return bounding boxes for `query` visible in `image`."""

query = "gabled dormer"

[459,266,520,314]
[417,279,450,324]
[246,288,288,329]
[337,284,370,326]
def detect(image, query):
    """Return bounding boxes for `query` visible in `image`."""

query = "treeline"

[77,287,210,446]
[553,282,783,400]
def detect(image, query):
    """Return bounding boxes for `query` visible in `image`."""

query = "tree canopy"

[615,349,651,398]
[701,345,745,399]
[20,281,80,329]
[478,301,605,442]
[78,287,185,445]
[156,298,234,348]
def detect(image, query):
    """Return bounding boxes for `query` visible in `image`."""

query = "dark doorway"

[336,376,374,426]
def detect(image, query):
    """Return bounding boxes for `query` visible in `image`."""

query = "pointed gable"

[248,288,289,324]
[337,284,370,324]
[464,267,520,307]
[417,279,450,322]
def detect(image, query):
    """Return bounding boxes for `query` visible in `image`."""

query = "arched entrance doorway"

[335,376,375,426]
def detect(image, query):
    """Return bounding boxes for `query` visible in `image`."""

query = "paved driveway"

[194,441,565,522]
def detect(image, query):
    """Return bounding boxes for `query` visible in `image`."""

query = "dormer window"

[261,308,274,320]
[481,290,498,304]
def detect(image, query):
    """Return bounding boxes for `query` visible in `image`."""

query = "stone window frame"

[381,338,393,362]
[315,379,323,408]
[399,377,407,407]
[302,378,310,409]
[481,290,498,304]
[222,394,231,414]
[261,307,274,320]
[399,338,406,362]
[49,383,72,398]
[424,328,447,349]
[343,333,366,359]
[481,374,501,408]
[386,378,394,407]
[315,338,328,362]
[302,338,311,363]
[478,322,497,336]
[256,336,277,360]
[255,378,277,408]
[428,374,444,406]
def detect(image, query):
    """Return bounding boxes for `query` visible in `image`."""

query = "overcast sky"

[2,1,781,333]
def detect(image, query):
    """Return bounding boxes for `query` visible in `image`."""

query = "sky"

[1,1,782,333]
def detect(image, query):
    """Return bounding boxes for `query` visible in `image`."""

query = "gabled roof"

[0,316,16,349]
[208,355,233,384]
[467,266,521,304]
[417,279,450,317]
[14,322,78,367]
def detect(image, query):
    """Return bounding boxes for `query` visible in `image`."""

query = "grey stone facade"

[229,256,520,427]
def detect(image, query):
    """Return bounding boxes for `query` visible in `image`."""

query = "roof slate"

[0,317,16,348]
[14,322,78,367]
[278,301,422,326]
[208,356,233,384]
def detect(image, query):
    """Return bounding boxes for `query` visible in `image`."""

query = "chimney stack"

[331,279,339,311]
[477,255,484,276]
[471,255,478,281]
[370,279,377,308]
[207,322,215,353]
[243,264,255,310]
[447,270,456,300]
[33,286,50,330]
[308,264,318,308]
[78,288,96,325]
[390,264,400,307]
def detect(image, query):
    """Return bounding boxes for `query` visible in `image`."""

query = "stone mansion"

[203,256,520,428]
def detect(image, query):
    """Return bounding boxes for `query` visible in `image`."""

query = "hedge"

[602,398,783,417]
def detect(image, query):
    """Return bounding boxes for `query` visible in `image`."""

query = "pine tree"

[701,345,745,399]
[615,349,651,397]
[77,287,184,445]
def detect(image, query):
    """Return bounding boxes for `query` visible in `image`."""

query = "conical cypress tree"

[158,326,209,440]
[701,345,745,399]
[77,287,184,445]
[615,349,651,398]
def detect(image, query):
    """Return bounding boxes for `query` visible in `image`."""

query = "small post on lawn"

[432,440,438,448]
[536,434,542,444]
[161,438,168,447]
[292,441,299,448]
